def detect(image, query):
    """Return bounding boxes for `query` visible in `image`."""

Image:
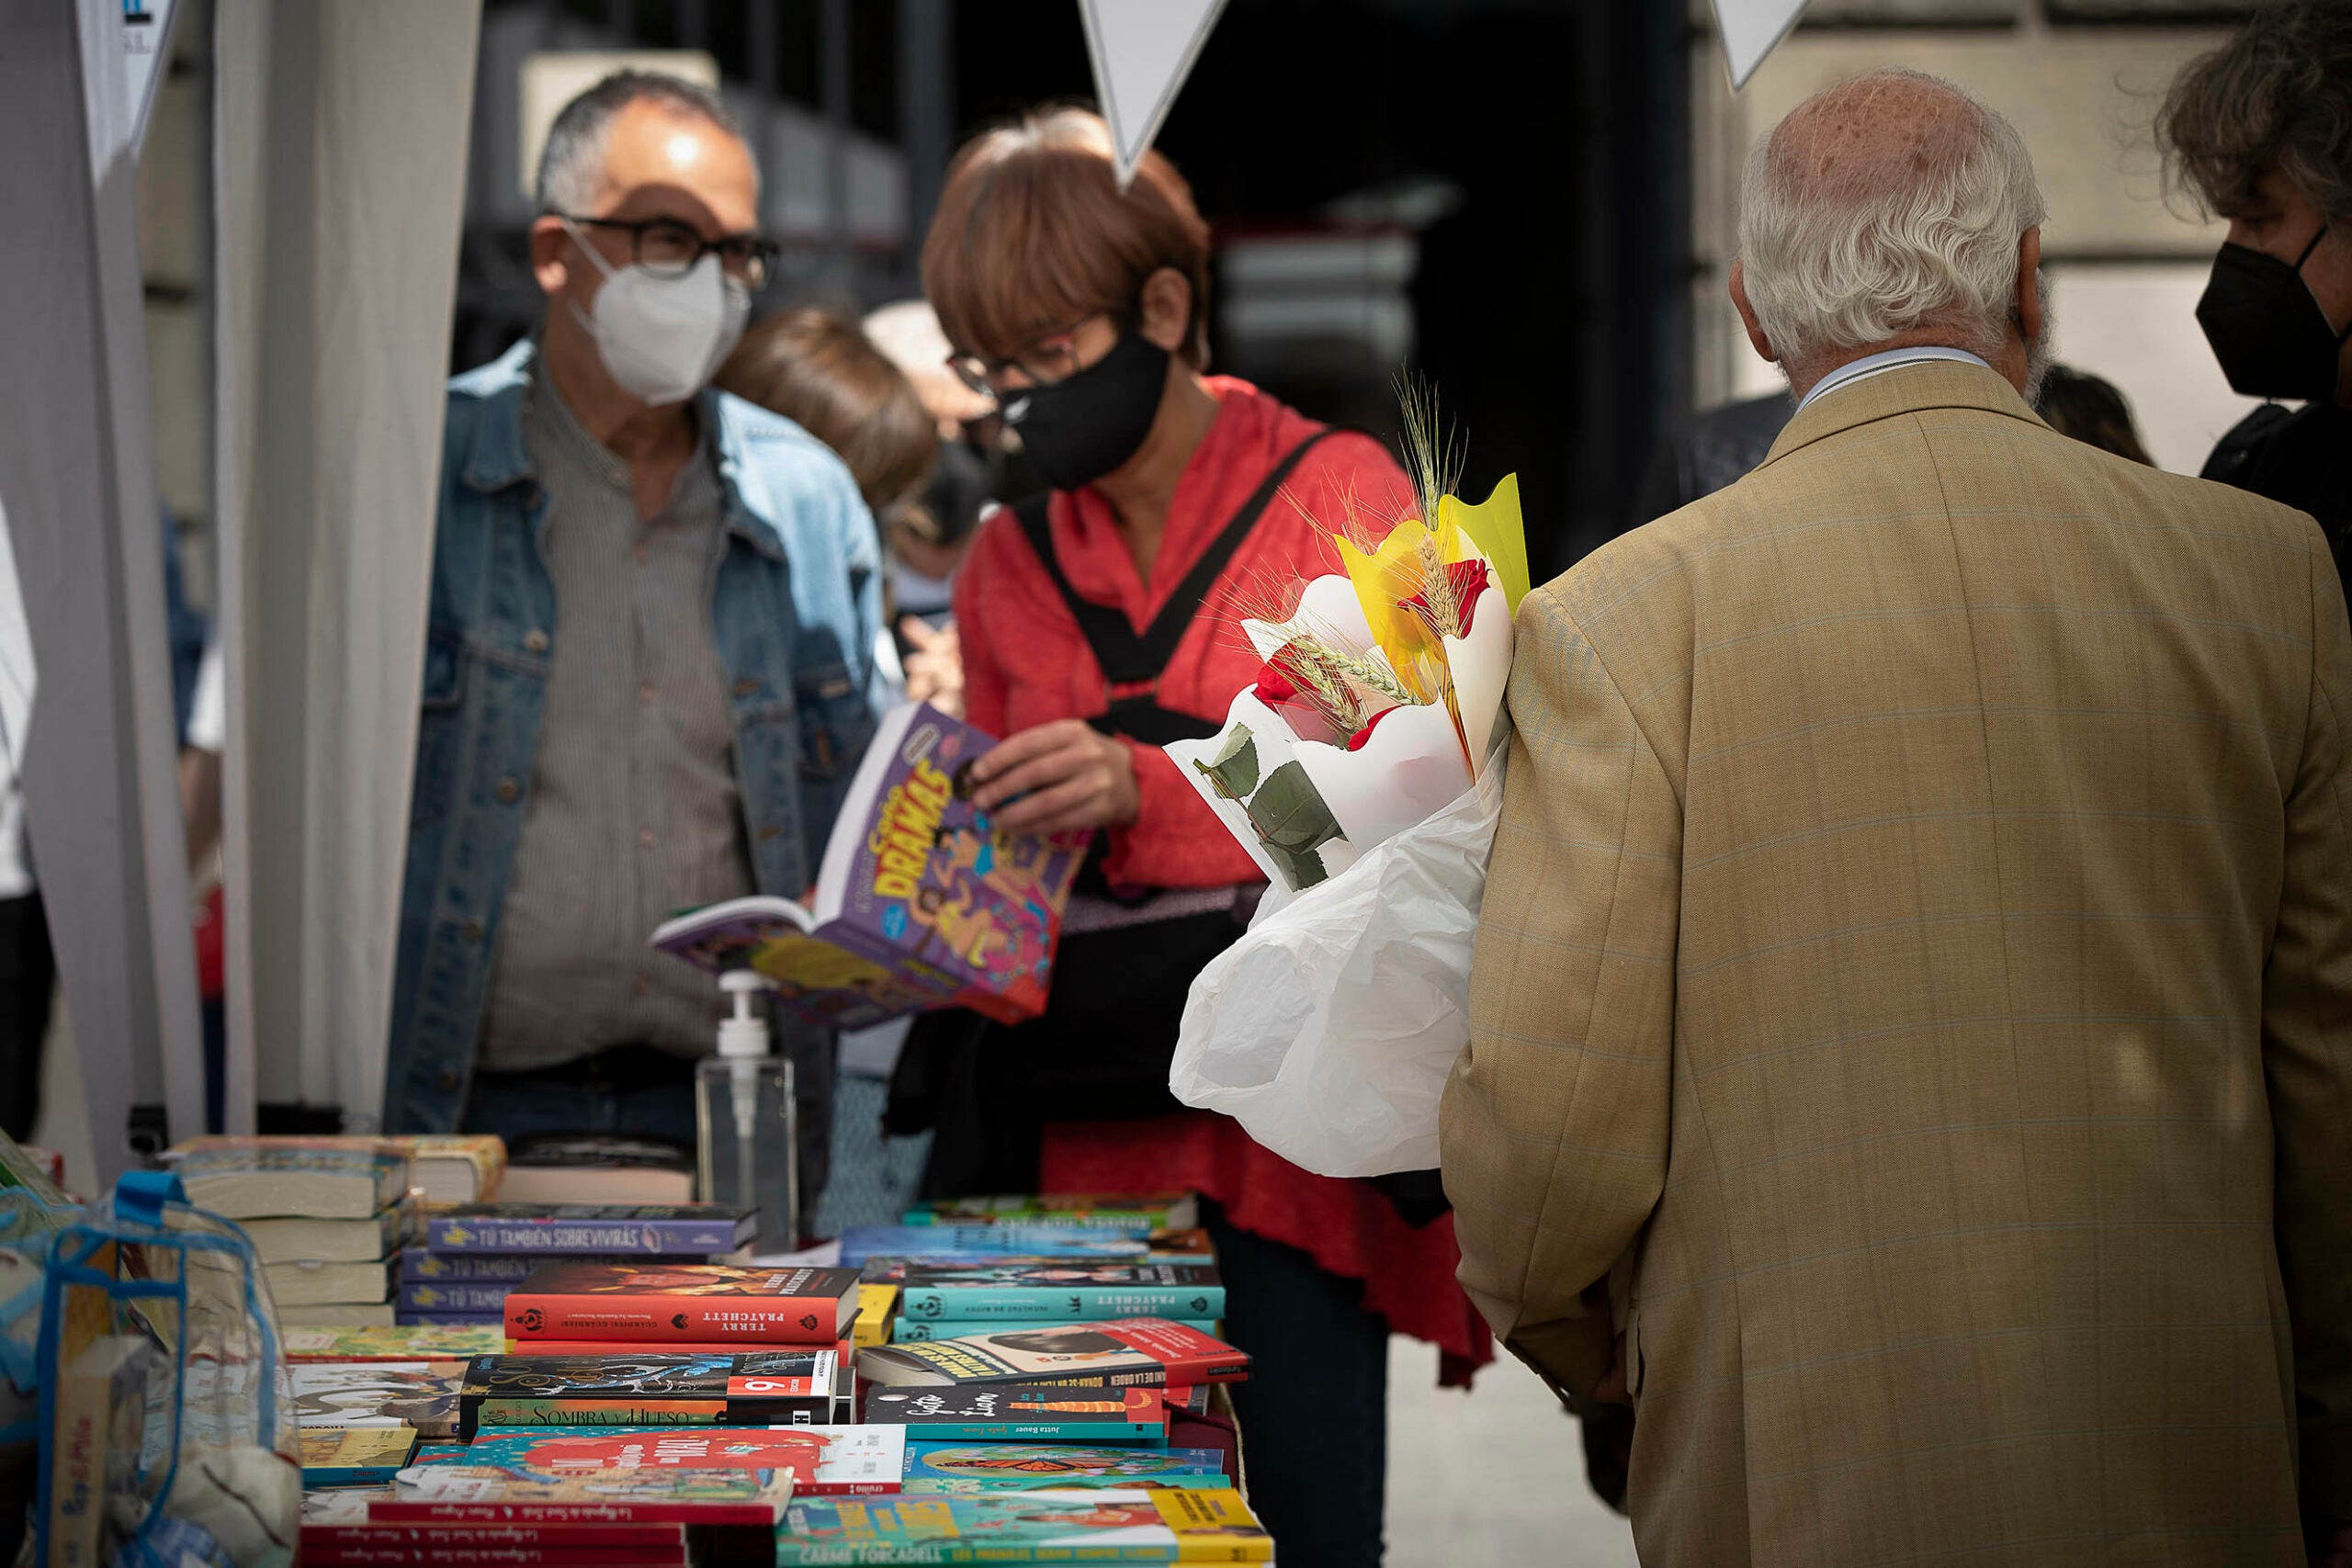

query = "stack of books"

[174,1143,416,1328]
[285,1192,1274,1565]
[401,1201,759,1331]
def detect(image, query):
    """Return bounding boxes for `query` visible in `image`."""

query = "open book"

[650,702,1082,1030]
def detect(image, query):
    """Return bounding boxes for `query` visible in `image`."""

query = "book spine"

[366,1502,777,1526]
[424,1219,738,1255]
[43,1363,107,1568]
[892,1316,1217,1342]
[305,1546,688,1566]
[396,1311,509,1327]
[302,1525,684,1548]
[399,1280,518,1314]
[503,1293,841,1344]
[898,1286,1224,1319]
[463,1399,732,1438]
[899,1419,1159,1442]
[399,1248,537,1283]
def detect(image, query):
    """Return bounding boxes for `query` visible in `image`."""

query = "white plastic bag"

[1170,747,1507,1178]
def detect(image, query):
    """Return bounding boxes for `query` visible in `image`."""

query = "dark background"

[482,0,1697,574]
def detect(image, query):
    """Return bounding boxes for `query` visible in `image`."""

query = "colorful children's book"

[424,1203,753,1257]
[282,1324,509,1362]
[860,1386,1169,1445]
[840,1227,1152,1266]
[399,1248,537,1284]
[899,1443,1227,1494]
[377,1430,802,1524]
[773,1487,1272,1563]
[172,1145,409,1220]
[893,1316,1218,1343]
[300,1427,421,1488]
[903,1195,1198,1233]
[859,1319,1249,1393]
[649,702,1083,1031]
[503,1263,861,1345]
[171,1134,504,1203]
[457,1351,840,1436]
[291,1360,466,1437]
[896,1261,1224,1323]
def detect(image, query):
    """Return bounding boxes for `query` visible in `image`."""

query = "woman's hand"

[969,718,1140,837]
[899,616,964,716]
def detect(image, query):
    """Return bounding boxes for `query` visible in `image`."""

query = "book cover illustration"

[899,1443,1227,1493]
[291,1361,466,1437]
[650,703,1083,1031]
[382,1429,811,1524]
[859,1319,1249,1392]
[400,1249,537,1284]
[458,1351,835,1435]
[892,1317,1217,1343]
[300,1427,421,1488]
[904,1194,1197,1233]
[424,1204,752,1257]
[860,1386,1167,1444]
[898,1261,1224,1322]
[282,1324,508,1362]
[773,1488,1272,1564]
[503,1264,859,1344]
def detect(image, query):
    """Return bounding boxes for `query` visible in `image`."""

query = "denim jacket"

[382,341,885,1134]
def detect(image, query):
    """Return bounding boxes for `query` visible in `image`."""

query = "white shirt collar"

[1795,346,1993,414]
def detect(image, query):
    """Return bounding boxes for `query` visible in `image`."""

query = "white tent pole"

[0,1,209,1186]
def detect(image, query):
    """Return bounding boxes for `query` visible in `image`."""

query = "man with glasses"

[382,72,885,1222]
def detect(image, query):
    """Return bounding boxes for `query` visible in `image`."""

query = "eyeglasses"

[558,213,780,291]
[947,312,1117,401]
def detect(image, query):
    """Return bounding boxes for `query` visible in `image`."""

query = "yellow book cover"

[1157,1486,1274,1562]
[855,1283,896,1348]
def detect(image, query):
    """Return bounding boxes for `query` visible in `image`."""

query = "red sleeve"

[1099,739,1264,889]
[951,517,1009,740]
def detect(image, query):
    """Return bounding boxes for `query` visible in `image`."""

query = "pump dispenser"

[695,971,798,1256]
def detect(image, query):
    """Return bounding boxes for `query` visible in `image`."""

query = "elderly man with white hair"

[1442,70,2352,1565]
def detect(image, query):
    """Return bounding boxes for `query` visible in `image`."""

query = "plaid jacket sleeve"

[2267,526,2352,1518]
[1441,583,1682,1400]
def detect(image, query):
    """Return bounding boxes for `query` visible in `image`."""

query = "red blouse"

[953,378,1493,1382]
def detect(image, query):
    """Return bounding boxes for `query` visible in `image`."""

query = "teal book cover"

[892,1317,1217,1343]
[896,1262,1223,1323]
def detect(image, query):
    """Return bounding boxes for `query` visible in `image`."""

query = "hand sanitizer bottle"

[695,971,798,1257]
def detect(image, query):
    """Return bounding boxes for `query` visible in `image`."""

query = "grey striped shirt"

[475,371,753,1071]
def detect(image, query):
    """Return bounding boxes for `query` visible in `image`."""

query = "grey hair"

[1737,70,2046,371]
[535,70,752,214]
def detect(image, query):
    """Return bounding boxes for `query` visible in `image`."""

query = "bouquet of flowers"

[1167,407,1529,891]
[1163,403,1532,1178]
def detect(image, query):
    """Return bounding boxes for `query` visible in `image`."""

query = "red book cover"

[503,1264,860,1345]
[304,1547,685,1566]
[302,1524,685,1549]
[857,1317,1250,1392]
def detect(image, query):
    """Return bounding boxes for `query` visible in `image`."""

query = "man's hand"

[969,718,1140,837]
[1589,1331,1633,1406]
[900,616,963,717]
[2312,1521,2352,1568]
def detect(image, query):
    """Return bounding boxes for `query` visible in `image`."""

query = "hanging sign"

[1078,0,1228,189]
[1713,0,1812,90]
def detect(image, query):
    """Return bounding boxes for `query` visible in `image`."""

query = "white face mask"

[561,218,750,407]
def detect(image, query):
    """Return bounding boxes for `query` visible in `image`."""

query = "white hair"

[1737,71,2046,372]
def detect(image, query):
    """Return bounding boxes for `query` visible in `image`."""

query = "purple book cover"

[424,1204,753,1257]
[399,1279,517,1314]
[398,1248,537,1284]
[649,704,1082,1030]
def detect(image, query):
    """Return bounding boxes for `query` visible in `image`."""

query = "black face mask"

[1000,330,1170,491]
[2197,226,2352,401]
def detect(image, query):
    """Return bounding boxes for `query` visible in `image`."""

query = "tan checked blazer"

[1441,361,2352,1566]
